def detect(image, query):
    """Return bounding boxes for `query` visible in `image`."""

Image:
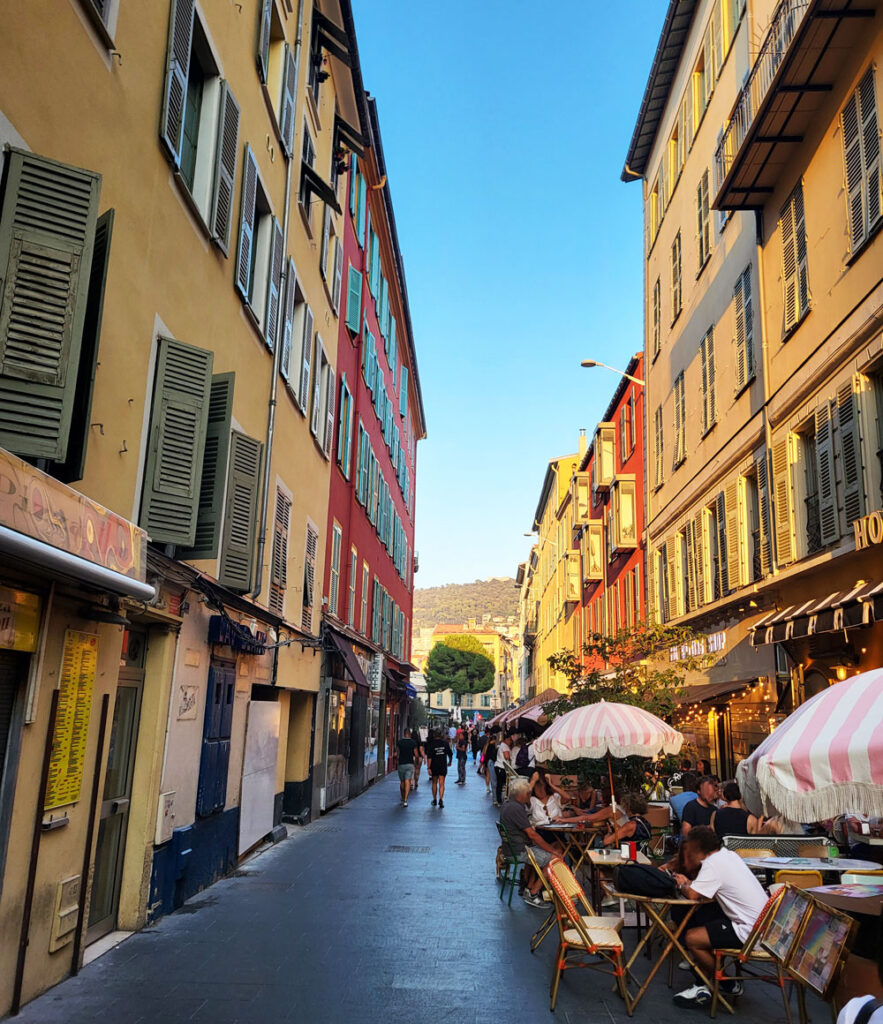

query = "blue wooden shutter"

[279,42,297,157]
[159,0,195,165]
[349,154,358,214]
[298,305,314,411]
[280,258,296,386]
[210,82,240,256]
[218,430,263,591]
[345,266,362,332]
[399,366,408,417]
[356,174,367,242]
[265,217,284,350]
[0,150,101,462]
[235,145,258,300]
[337,375,347,464]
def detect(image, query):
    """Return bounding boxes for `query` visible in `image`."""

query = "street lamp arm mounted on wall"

[580,359,645,387]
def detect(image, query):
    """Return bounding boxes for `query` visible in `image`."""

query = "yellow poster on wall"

[0,586,41,652]
[44,630,99,810]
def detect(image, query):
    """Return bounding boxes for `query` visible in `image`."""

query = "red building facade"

[319,96,425,809]
[575,354,646,654]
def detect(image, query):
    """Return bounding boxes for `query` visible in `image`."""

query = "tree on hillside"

[425,636,495,695]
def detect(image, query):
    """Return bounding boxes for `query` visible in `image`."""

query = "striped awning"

[749,581,883,646]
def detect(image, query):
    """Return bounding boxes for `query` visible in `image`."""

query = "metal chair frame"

[495,820,522,906]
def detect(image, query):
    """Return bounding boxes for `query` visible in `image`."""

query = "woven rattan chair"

[710,889,793,1022]
[545,858,627,1011]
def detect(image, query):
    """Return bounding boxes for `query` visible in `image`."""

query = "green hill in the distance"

[413,577,518,632]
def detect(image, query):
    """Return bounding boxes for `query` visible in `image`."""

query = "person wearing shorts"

[499,778,560,908]
[425,730,452,808]
[396,729,417,807]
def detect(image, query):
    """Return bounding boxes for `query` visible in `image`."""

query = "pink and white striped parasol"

[533,700,683,762]
[737,669,883,821]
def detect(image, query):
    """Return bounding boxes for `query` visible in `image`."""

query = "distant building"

[422,624,517,717]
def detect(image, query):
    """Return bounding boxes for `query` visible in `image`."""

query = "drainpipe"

[252,0,304,600]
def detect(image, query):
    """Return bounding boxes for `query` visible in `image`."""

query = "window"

[837,377,866,529]
[269,488,291,615]
[347,546,357,627]
[669,123,682,187]
[673,372,686,467]
[723,477,745,592]
[652,278,661,358]
[841,68,881,254]
[159,2,240,252]
[657,546,670,623]
[79,0,120,44]
[680,86,694,155]
[628,392,637,457]
[309,336,335,458]
[653,405,664,488]
[733,266,755,392]
[671,232,682,320]
[592,423,615,491]
[302,523,318,632]
[700,327,716,434]
[283,283,314,414]
[693,50,707,126]
[299,122,316,216]
[697,169,711,268]
[648,181,660,244]
[235,146,283,349]
[611,479,637,550]
[328,523,342,617]
[679,530,690,613]
[780,183,810,333]
[708,498,724,601]
[619,404,630,460]
[359,562,369,634]
[257,2,297,157]
[336,376,353,478]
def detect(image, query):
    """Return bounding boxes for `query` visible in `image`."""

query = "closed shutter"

[256,0,272,84]
[859,69,880,234]
[781,192,798,332]
[268,489,290,615]
[814,402,840,545]
[159,0,195,164]
[694,510,707,606]
[180,371,234,560]
[756,452,773,576]
[320,205,331,281]
[349,154,358,214]
[310,339,323,437]
[279,43,297,157]
[210,83,240,256]
[140,337,213,546]
[725,477,743,591]
[52,208,114,483]
[329,525,341,616]
[345,266,362,332]
[838,377,866,527]
[337,376,347,464]
[264,217,284,350]
[842,89,864,252]
[697,170,710,265]
[0,150,101,462]
[218,431,262,592]
[700,329,715,432]
[356,173,367,242]
[654,405,663,486]
[323,365,335,457]
[280,258,296,386]
[400,365,408,416]
[298,305,313,411]
[302,523,318,632]
[716,492,728,593]
[771,434,796,566]
[331,237,343,313]
[647,548,656,622]
[652,278,661,357]
[685,521,697,612]
[235,146,258,300]
[794,184,810,320]
[666,539,680,619]
[733,266,754,390]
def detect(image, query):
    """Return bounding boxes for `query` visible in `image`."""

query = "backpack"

[515,744,530,769]
[614,862,677,899]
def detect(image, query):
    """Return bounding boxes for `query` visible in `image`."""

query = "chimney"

[578,428,587,459]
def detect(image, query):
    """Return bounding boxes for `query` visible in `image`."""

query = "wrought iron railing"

[805,493,822,554]
[714,0,810,193]
[751,527,762,582]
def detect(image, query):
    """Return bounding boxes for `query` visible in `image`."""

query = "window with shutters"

[700,327,716,434]
[657,546,670,623]
[328,522,342,617]
[612,478,637,550]
[592,424,616,491]
[345,266,362,333]
[302,522,319,633]
[836,377,866,532]
[346,546,358,627]
[309,335,335,459]
[653,405,664,488]
[745,468,762,582]
[733,265,755,393]
[673,372,686,467]
[79,0,121,45]
[679,530,691,614]
[360,562,369,634]
[780,183,810,335]
[671,232,682,321]
[268,488,291,615]
[648,181,660,245]
[256,1,298,158]
[693,51,708,127]
[796,421,824,556]
[299,120,316,216]
[336,376,353,478]
[697,169,711,269]
[652,278,661,359]
[841,68,881,257]
[282,280,314,415]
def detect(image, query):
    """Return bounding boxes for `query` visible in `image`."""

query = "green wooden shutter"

[356,174,366,242]
[257,0,272,83]
[345,266,362,332]
[180,372,234,560]
[280,258,296,386]
[218,430,262,591]
[336,375,347,464]
[52,208,114,483]
[140,337,213,546]
[399,365,408,417]
[838,377,866,527]
[265,217,283,350]
[269,489,290,615]
[859,69,880,233]
[842,89,865,252]
[160,0,195,165]
[279,42,297,157]
[0,149,101,462]
[210,82,240,257]
[235,145,257,300]
[302,523,318,632]
[814,402,840,545]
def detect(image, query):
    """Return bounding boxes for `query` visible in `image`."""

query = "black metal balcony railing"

[714,0,810,192]
[751,527,763,582]
[805,493,822,554]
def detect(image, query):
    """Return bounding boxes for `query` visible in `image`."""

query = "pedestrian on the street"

[425,729,452,807]
[396,728,417,807]
[494,731,512,806]
[471,727,481,761]
[455,731,468,785]
[482,731,497,795]
[447,723,457,749]
[413,732,425,791]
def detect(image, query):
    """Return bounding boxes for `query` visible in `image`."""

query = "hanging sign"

[0,586,41,652]
[44,630,99,810]
[367,652,383,692]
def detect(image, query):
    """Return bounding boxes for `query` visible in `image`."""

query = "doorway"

[711,705,734,780]
[87,630,145,942]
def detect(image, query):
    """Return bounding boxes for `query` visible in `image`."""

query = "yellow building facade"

[424,625,516,716]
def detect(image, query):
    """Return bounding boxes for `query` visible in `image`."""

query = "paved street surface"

[13,768,802,1023]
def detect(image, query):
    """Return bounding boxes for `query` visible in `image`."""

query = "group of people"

[394,725,475,808]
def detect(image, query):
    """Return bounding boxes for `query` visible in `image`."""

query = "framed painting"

[760,885,812,962]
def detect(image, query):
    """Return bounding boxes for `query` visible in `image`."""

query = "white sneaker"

[673,985,711,1008]
[402,801,407,807]
[678,959,691,970]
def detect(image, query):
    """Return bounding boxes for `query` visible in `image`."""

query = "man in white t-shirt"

[671,825,768,1008]
[493,734,511,807]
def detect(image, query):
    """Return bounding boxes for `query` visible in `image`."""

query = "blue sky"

[352,1,664,589]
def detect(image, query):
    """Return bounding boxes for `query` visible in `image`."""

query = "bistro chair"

[841,870,883,884]
[495,821,521,906]
[710,888,793,1023]
[733,848,775,859]
[772,869,824,890]
[545,858,627,1012]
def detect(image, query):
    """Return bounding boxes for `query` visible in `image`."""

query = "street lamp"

[581,359,644,387]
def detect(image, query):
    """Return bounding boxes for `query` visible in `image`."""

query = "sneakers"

[438,799,444,808]
[522,891,545,909]
[678,959,691,970]
[402,801,408,807]
[673,985,712,1008]
[431,798,437,806]
[720,979,743,997]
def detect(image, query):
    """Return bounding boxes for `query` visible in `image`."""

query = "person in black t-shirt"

[425,730,452,808]
[396,729,417,807]
[712,781,761,837]
[681,776,717,836]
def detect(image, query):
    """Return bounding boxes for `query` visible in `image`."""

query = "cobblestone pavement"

[11,766,803,1023]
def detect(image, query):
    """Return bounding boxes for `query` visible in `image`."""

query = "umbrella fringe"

[754,762,883,820]
[536,739,683,762]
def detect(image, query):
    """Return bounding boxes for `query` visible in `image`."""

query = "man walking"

[396,728,417,807]
[455,731,469,785]
[425,729,453,808]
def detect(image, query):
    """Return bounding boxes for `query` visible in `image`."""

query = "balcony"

[714,0,878,210]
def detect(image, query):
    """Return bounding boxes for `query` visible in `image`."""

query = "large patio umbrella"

[737,669,883,821]
[533,700,683,811]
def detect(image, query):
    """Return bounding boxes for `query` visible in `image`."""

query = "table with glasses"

[585,848,651,913]
[539,822,600,876]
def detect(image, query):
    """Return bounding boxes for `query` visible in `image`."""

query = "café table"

[585,848,651,914]
[741,855,881,886]
[539,823,600,876]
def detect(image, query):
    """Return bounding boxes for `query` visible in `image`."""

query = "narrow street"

[11,770,795,1024]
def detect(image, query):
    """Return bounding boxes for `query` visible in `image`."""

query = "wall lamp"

[581,359,645,387]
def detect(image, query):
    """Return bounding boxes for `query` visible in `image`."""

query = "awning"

[749,581,883,646]
[405,683,417,698]
[679,680,753,705]
[326,630,370,691]
[300,164,342,213]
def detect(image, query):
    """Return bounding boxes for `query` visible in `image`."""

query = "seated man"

[680,776,717,836]
[671,826,768,1008]
[499,778,561,909]
[669,771,699,832]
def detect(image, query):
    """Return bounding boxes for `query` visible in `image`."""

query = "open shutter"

[52,208,114,483]
[842,90,866,252]
[302,524,318,632]
[323,365,335,457]
[771,434,795,566]
[756,452,773,576]
[647,546,657,621]
[264,217,283,350]
[331,237,343,313]
[140,337,213,546]
[706,329,715,427]
[280,258,296,386]
[700,333,710,431]
[180,371,234,560]
[734,274,747,389]
[694,511,707,606]
[781,195,797,332]
[320,205,331,281]
[268,489,290,615]
[349,155,358,214]
[279,42,297,157]
[399,365,408,417]
[666,539,680,619]
[159,0,194,164]
[716,492,728,593]
[310,340,323,437]
[685,521,697,612]
[742,267,754,380]
[298,305,314,411]
[218,431,262,592]
[329,526,341,616]
[859,69,881,232]
[235,146,258,300]
[256,0,272,84]
[814,401,840,545]
[356,173,367,242]
[793,185,810,319]
[838,377,866,527]
[0,150,100,461]
[336,376,347,463]
[725,477,743,591]
[210,82,240,256]
[345,266,362,332]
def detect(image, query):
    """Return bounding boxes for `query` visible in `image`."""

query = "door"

[87,631,145,942]
[712,705,734,780]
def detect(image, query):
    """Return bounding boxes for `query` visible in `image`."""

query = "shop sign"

[0,586,41,652]
[854,511,883,550]
[44,630,99,810]
[367,652,383,692]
